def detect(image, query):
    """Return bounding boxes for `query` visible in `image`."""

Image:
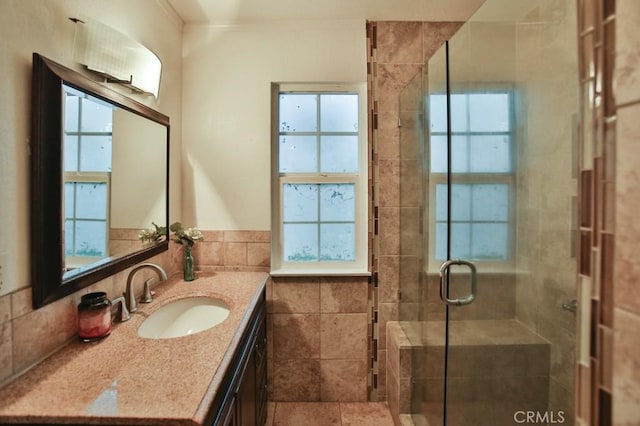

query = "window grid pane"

[279,136,318,173]
[63,85,112,260]
[430,92,512,174]
[434,220,509,261]
[430,91,513,262]
[279,92,359,176]
[279,94,318,132]
[283,183,356,263]
[278,89,361,266]
[64,181,108,257]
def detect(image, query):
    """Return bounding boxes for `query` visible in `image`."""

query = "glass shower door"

[433,33,542,424]
[418,1,578,424]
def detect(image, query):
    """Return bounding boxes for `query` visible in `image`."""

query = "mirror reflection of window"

[63,84,113,267]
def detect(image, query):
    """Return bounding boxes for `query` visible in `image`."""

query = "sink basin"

[138,297,230,339]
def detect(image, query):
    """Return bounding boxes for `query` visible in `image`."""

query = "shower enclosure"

[397,1,579,424]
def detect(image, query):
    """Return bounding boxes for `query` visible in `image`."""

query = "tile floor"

[266,402,395,426]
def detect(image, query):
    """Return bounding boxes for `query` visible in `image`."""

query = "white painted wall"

[0,0,183,296]
[181,20,367,230]
[111,109,167,228]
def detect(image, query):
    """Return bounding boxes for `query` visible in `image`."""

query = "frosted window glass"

[320,223,355,261]
[436,223,472,260]
[283,223,318,261]
[279,94,318,132]
[451,223,471,259]
[76,183,108,219]
[435,223,448,260]
[65,95,79,132]
[64,135,79,172]
[471,223,508,259]
[64,220,74,256]
[451,185,472,221]
[472,184,509,221]
[320,136,358,173]
[320,94,358,132]
[450,135,469,173]
[80,98,113,132]
[74,220,107,256]
[435,184,448,221]
[450,94,468,132]
[80,136,112,172]
[279,135,317,173]
[430,90,513,263]
[430,136,468,173]
[283,184,318,222]
[437,184,472,221]
[64,183,75,220]
[470,135,511,173]
[320,184,355,222]
[430,135,447,173]
[429,94,447,133]
[469,93,510,132]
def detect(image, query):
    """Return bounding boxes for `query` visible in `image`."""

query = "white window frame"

[427,88,516,273]
[270,82,369,276]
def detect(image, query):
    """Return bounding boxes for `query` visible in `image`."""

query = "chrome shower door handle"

[439,259,477,306]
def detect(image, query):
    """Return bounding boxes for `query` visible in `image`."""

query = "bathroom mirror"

[31,53,169,308]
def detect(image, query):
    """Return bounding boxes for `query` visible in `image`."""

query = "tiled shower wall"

[512,0,579,416]
[367,21,463,402]
[576,0,640,424]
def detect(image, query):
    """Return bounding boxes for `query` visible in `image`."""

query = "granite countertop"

[0,271,269,425]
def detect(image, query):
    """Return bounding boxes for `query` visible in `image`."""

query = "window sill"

[270,268,371,277]
[425,266,518,276]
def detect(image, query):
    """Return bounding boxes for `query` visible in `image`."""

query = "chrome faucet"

[124,263,168,312]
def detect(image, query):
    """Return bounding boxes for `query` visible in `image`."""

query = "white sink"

[138,296,231,339]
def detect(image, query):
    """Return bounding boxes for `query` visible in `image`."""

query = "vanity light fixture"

[70,16,162,97]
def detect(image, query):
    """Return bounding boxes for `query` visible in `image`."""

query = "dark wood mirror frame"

[31,53,170,309]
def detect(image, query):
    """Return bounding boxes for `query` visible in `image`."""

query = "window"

[429,91,514,265]
[63,85,113,266]
[271,83,368,275]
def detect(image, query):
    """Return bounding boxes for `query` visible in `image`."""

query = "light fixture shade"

[72,16,161,97]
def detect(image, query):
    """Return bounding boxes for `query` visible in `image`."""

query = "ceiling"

[166,0,487,25]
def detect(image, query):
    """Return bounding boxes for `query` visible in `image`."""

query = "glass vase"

[183,245,195,281]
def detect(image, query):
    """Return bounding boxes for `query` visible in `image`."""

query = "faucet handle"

[140,278,154,304]
[111,296,130,322]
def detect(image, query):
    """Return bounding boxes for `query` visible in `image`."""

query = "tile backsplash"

[0,250,173,385]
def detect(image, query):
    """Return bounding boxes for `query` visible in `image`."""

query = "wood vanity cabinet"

[207,289,267,426]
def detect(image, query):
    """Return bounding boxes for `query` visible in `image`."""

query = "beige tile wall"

[509,0,579,417]
[190,230,271,272]
[576,0,640,424]
[611,0,640,423]
[386,322,413,421]
[368,20,462,402]
[268,276,370,402]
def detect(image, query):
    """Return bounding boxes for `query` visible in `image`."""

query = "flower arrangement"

[138,222,167,245]
[169,222,204,247]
